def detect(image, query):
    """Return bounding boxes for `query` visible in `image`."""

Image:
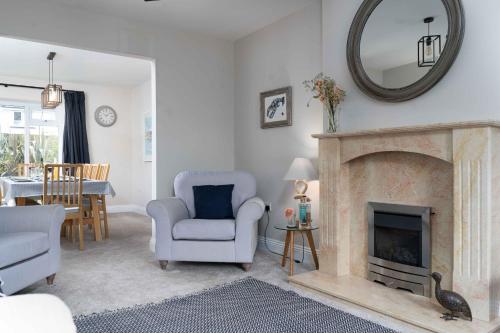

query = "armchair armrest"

[0,205,65,238]
[146,198,189,259]
[235,197,265,263]
[0,205,65,275]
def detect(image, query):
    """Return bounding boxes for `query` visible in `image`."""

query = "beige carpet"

[23,212,422,332]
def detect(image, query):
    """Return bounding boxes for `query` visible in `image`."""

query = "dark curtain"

[63,91,90,164]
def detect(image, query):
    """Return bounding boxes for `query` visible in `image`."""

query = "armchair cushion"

[0,232,49,269]
[193,184,234,219]
[172,219,235,241]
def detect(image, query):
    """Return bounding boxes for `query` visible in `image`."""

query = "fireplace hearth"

[368,202,431,297]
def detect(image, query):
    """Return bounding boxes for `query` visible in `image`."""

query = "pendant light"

[41,52,63,109]
[418,17,442,68]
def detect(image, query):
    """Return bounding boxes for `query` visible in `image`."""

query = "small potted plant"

[304,73,346,133]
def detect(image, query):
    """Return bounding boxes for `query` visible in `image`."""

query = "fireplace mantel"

[290,121,500,333]
[312,120,500,139]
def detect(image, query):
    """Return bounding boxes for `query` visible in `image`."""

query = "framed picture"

[260,86,292,129]
[144,113,152,162]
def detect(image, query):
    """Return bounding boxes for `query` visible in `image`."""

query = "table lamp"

[283,157,318,202]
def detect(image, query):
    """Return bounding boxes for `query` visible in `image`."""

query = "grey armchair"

[0,205,65,295]
[147,171,265,271]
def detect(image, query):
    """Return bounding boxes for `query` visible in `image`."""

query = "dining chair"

[16,163,42,206]
[43,164,91,251]
[97,164,110,238]
[82,163,111,239]
[82,164,90,178]
[17,163,37,177]
[82,164,99,233]
[97,163,110,181]
[82,164,100,180]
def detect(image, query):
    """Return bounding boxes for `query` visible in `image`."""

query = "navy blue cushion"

[193,184,235,219]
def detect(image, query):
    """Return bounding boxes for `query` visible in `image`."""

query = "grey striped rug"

[75,277,399,333]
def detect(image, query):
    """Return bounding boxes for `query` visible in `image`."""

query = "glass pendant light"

[41,52,63,109]
[418,17,442,68]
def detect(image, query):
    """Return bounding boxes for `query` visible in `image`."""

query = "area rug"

[75,277,399,333]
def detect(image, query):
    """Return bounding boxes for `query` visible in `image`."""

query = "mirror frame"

[346,0,465,102]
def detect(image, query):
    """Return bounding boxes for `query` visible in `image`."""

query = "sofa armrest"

[146,198,189,259]
[235,197,265,263]
[0,205,66,275]
[0,205,65,236]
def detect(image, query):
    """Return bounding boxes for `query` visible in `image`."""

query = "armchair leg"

[46,273,56,285]
[241,263,252,272]
[159,260,168,270]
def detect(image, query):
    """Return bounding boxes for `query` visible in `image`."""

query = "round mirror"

[347,0,464,102]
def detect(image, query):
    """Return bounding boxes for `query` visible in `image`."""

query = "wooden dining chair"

[83,164,100,179]
[82,163,111,239]
[97,163,110,238]
[17,163,37,176]
[97,163,110,181]
[82,163,100,234]
[43,164,92,251]
[82,164,91,179]
[16,163,42,206]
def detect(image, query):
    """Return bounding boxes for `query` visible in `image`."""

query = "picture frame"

[260,86,292,129]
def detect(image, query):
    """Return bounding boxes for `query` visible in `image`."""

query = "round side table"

[274,224,319,276]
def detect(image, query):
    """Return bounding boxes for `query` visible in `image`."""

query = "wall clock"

[95,105,117,127]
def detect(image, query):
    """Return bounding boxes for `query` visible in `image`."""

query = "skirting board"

[257,236,320,266]
[107,204,147,216]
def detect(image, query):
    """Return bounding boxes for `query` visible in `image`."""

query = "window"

[0,101,63,176]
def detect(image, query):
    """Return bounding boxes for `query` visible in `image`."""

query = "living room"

[1,0,498,332]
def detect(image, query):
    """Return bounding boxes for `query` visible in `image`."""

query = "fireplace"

[368,202,431,297]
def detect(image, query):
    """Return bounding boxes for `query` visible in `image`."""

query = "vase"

[324,101,338,133]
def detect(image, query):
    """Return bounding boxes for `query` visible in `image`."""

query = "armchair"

[0,205,65,295]
[147,171,265,271]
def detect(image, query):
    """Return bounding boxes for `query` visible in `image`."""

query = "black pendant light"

[41,52,63,109]
[418,17,442,68]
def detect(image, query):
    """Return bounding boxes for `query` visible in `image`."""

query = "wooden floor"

[289,271,500,333]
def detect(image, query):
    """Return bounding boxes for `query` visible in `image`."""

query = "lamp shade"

[283,158,318,181]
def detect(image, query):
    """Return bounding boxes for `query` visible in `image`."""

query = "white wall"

[0,75,151,206]
[131,80,153,208]
[234,1,323,242]
[323,0,500,131]
[0,0,235,200]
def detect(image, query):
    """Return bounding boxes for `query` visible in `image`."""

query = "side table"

[274,224,319,276]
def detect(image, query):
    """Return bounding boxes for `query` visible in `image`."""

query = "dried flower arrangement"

[303,73,346,133]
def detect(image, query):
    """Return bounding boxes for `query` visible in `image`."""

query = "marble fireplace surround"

[289,121,500,332]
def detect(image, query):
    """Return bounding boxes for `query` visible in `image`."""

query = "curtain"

[63,91,90,164]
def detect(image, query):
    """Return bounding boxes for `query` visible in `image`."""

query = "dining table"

[0,176,116,241]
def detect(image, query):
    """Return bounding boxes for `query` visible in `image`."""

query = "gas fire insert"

[367,202,431,297]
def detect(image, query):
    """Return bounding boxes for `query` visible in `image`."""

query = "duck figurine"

[431,272,472,321]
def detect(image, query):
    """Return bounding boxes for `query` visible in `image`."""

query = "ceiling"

[0,37,151,87]
[40,0,317,41]
[361,0,448,71]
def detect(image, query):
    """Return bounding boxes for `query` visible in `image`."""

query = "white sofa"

[0,294,76,333]
[147,171,265,271]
